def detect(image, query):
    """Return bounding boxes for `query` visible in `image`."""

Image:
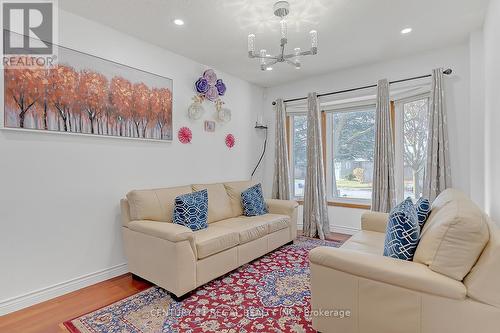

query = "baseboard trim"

[0,263,128,316]
[330,225,359,235]
[297,224,360,235]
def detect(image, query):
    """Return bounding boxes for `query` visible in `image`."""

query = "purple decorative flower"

[195,77,209,93]
[215,79,226,96]
[203,69,217,85]
[205,85,219,102]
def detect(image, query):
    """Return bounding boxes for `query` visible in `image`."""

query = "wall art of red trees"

[4,65,173,140]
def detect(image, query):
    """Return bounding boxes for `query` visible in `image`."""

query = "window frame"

[324,103,376,207]
[285,92,430,209]
[288,114,308,199]
[393,93,431,202]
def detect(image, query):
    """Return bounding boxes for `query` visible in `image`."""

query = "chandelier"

[247,1,318,71]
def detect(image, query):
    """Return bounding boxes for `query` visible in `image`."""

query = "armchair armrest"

[309,247,466,300]
[128,220,194,243]
[361,211,389,233]
[265,199,299,216]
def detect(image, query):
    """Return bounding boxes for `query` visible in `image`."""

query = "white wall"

[469,30,485,209]
[0,10,264,312]
[484,0,500,222]
[262,44,472,231]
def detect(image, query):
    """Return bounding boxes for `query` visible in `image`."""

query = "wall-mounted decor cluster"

[188,69,231,123]
[4,43,173,141]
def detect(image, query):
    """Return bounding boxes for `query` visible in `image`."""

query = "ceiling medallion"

[247,1,318,71]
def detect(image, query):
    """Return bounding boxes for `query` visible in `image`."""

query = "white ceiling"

[60,0,489,87]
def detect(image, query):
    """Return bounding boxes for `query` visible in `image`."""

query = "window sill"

[295,199,371,210]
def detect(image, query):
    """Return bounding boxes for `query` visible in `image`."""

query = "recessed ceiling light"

[174,19,184,26]
[401,27,412,34]
[266,67,273,71]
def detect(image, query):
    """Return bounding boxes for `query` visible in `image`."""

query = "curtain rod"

[271,68,453,105]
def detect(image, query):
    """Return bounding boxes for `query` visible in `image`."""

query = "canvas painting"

[3,41,173,141]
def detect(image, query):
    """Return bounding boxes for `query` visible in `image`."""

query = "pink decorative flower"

[203,69,217,85]
[205,85,219,102]
[178,127,192,144]
[225,134,235,149]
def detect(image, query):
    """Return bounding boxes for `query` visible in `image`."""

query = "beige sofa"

[309,189,500,333]
[120,181,298,298]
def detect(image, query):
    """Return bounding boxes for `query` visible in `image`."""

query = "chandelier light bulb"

[260,49,267,65]
[294,47,301,64]
[248,34,255,55]
[310,30,318,49]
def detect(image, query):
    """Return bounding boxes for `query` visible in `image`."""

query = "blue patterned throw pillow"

[241,183,268,216]
[384,197,420,261]
[415,197,431,229]
[173,189,208,231]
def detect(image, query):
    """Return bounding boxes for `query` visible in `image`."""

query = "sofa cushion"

[223,180,255,217]
[415,197,431,228]
[192,183,233,223]
[241,183,268,216]
[126,186,192,222]
[342,230,385,255]
[267,215,291,233]
[414,189,490,281]
[383,198,420,261]
[214,214,290,244]
[194,226,239,259]
[173,190,208,231]
[213,217,269,244]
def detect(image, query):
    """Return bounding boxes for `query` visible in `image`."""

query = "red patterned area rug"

[64,236,341,333]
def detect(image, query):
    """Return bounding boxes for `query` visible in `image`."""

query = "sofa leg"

[131,273,147,281]
[170,292,191,303]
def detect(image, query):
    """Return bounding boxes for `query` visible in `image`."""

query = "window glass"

[292,115,307,197]
[331,108,375,201]
[402,98,429,199]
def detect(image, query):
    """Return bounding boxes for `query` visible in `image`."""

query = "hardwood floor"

[0,232,350,333]
[0,274,152,333]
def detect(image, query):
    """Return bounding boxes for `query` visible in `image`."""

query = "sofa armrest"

[361,211,389,233]
[266,199,299,216]
[266,199,299,241]
[128,220,194,243]
[309,247,466,300]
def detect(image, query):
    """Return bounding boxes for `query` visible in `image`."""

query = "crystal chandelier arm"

[266,59,278,66]
[252,54,279,60]
[283,50,313,59]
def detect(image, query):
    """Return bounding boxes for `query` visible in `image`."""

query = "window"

[395,96,430,200]
[287,94,430,206]
[290,115,307,198]
[328,106,376,202]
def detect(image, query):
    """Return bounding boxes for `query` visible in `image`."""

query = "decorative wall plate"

[188,101,204,120]
[225,134,235,149]
[178,127,192,144]
[217,108,232,123]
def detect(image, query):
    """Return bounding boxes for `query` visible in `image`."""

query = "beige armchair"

[309,189,500,333]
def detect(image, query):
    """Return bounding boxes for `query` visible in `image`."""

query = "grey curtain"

[423,68,451,201]
[372,79,396,213]
[303,93,330,239]
[272,98,291,200]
